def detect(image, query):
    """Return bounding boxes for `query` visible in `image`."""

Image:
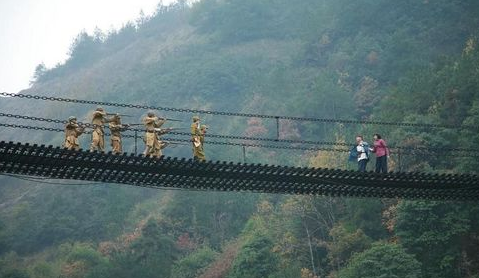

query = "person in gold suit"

[109,114,130,154]
[191,116,202,161]
[143,112,167,157]
[64,116,84,150]
[90,107,111,152]
[195,124,208,162]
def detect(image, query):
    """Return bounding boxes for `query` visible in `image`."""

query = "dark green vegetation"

[1,0,479,277]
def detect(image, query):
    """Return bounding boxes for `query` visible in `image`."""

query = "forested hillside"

[1,0,479,277]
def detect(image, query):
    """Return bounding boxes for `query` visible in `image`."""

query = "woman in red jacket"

[370,134,389,173]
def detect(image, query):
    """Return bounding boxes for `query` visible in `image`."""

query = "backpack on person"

[349,145,358,162]
[363,142,370,161]
[349,142,370,162]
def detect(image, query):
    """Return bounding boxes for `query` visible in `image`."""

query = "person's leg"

[64,136,73,150]
[382,156,388,173]
[375,157,381,173]
[90,131,99,151]
[118,140,122,154]
[358,160,366,172]
[112,139,121,154]
[99,135,105,152]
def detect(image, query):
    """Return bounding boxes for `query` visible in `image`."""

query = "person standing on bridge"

[356,135,370,172]
[370,134,389,173]
[90,107,111,152]
[191,116,202,161]
[154,125,172,157]
[196,124,208,162]
[63,116,84,150]
[143,112,166,157]
[109,114,130,154]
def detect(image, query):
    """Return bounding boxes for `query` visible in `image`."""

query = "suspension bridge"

[1,92,478,201]
[1,141,478,201]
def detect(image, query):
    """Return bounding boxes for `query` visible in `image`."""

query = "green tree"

[0,252,30,278]
[29,262,55,278]
[342,199,387,240]
[67,32,102,68]
[0,220,6,255]
[107,219,178,278]
[60,243,111,278]
[163,191,258,248]
[395,201,472,278]
[458,100,479,173]
[228,232,280,278]
[327,223,372,270]
[31,63,47,84]
[338,243,422,278]
[3,185,149,255]
[171,246,218,278]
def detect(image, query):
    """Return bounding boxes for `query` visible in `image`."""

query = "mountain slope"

[1,1,479,277]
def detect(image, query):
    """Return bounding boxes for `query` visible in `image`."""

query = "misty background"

[1,0,479,278]
[0,0,174,94]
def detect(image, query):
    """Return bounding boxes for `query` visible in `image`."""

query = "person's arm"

[379,139,386,147]
[160,141,169,149]
[143,117,151,125]
[377,139,389,155]
[384,140,390,156]
[154,118,166,128]
[155,128,170,136]
[93,111,107,119]
[75,125,84,135]
[190,124,196,136]
[191,123,201,136]
[109,123,119,131]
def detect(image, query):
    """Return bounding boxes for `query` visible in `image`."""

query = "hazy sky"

[0,0,174,94]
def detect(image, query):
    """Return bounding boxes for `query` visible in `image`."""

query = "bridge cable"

[1,113,479,154]
[2,92,477,129]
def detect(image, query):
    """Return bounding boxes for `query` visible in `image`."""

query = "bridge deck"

[0,141,478,201]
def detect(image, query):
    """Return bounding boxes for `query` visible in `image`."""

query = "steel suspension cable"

[0,122,349,153]
[2,122,479,158]
[1,112,479,154]
[2,92,476,129]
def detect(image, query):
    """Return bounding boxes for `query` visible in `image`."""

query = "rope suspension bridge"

[2,115,479,156]
[1,92,479,201]
[1,141,478,201]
